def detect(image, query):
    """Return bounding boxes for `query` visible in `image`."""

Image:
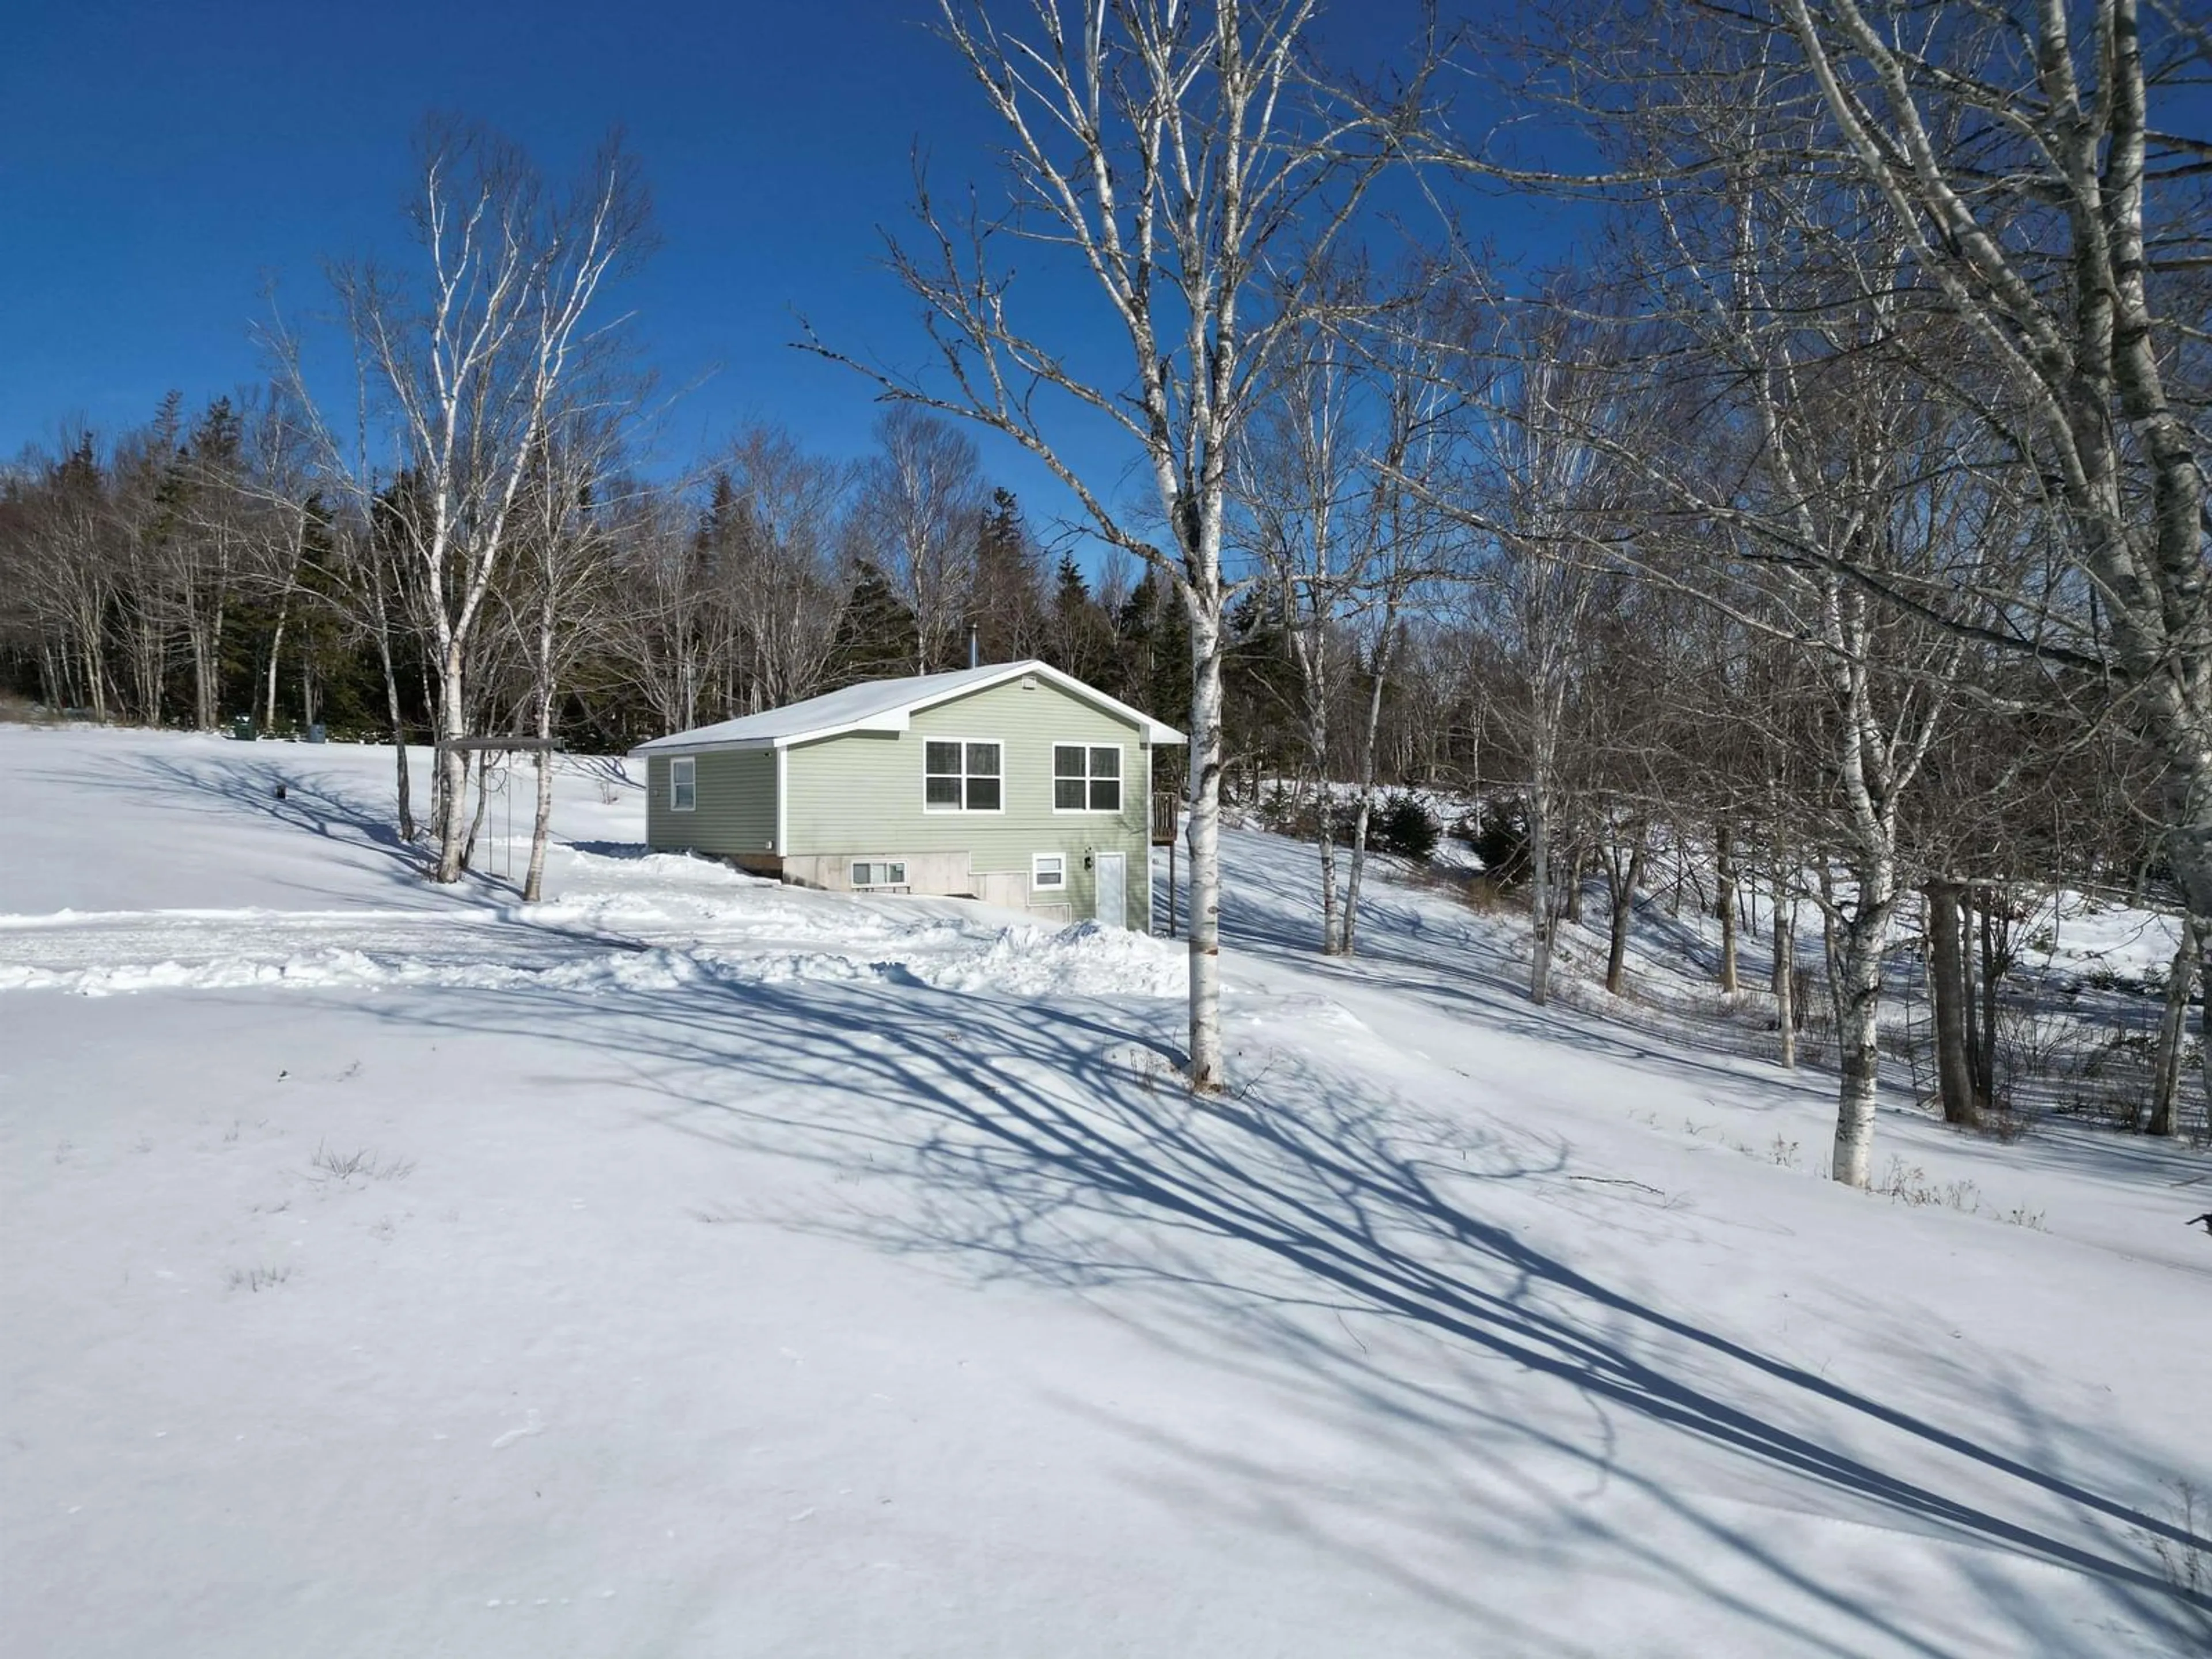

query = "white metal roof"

[631,660,1187,755]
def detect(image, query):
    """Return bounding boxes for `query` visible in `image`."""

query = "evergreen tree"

[1113,570,1190,724]
[1046,554,1115,685]
[968,487,1046,664]
[695,471,738,583]
[1223,584,1302,779]
[828,561,919,686]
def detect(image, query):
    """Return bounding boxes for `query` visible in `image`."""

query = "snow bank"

[893,919,1187,999]
[0,922,1185,1004]
[0,946,703,999]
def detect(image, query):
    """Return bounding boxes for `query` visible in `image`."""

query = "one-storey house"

[631,660,1185,931]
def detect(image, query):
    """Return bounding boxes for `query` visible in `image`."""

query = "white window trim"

[850,858,910,890]
[670,756,697,813]
[1030,851,1069,892]
[921,735,1008,815]
[1051,739,1126,815]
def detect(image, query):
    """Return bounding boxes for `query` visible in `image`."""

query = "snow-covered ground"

[3,726,2207,1657]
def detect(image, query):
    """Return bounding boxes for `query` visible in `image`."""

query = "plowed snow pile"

[0,842,1186,1001]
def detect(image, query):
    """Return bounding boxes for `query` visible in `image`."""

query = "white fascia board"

[636,661,1183,755]
[639,712,914,758]
[631,735,779,757]
[766,712,911,748]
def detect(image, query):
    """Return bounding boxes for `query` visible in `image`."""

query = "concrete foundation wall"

[782,850,972,898]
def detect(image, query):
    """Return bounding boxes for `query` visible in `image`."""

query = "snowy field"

[3,726,2207,1657]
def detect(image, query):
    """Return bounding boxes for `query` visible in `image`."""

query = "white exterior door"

[1093,851,1126,930]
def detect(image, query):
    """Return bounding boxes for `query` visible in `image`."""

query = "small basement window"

[925,740,1003,812]
[1031,853,1067,892]
[670,756,696,812]
[1053,744,1122,812]
[851,861,908,889]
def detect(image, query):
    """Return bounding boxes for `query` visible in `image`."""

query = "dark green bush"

[1469,797,1531,885]
[1371,793,1441,862]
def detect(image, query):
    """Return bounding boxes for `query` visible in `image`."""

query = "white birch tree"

[1767,0,2212,1120]
[853,408,984,674]
[283,121,648,880]
[805,0,1431,1090]
[1449,307,1622,1005]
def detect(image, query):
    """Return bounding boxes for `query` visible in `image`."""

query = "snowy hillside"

[3,726,2207,1657]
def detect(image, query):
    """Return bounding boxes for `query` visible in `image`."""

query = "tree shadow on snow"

[100,751,565,906]
[115,753,426,869]
[353,967,2211,1657]
[1198,835,1845,1112]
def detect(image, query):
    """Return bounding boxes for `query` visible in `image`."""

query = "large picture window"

[1053,744,1122,813]
[925,740,1002,812]
[670,756,696,812]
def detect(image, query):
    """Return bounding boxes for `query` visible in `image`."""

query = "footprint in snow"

[491,1410,544,1449]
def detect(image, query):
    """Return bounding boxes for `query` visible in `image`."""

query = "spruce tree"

[828,562,920,686]
[1047,554,1115,685]
[969,487,1046,664]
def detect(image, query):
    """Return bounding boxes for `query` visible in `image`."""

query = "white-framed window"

[1053,743,1122,813]
[851,860,907,889]
[1031,853,1067,892]
[925,740,1003,812]
[670,756,696,812]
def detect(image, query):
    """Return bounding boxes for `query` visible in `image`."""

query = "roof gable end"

[632,661,1186,756]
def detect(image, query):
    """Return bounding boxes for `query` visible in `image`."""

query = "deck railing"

[1150,791,1180,847]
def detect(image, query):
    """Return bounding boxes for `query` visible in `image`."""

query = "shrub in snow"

[1469,797,1532,883]
[1370,793,1440,862]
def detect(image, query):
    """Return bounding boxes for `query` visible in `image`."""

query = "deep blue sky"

[0,0,1573,546]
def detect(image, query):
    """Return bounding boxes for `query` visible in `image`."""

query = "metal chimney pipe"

[969,624,979,669]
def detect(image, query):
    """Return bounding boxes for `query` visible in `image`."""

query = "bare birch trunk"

[1340,612,1396,960]
[1563,842,1588,927]
[434,645,470,881]
[1343,793,1373,956]
[1831,855,1898,1188]
[1774,897,1797,1070]
[1715,822,1739,993]
[464,748,492,874]
[367,577,414,843]
[2150,919,2196,1137]
[1185,604,1227,1090]
[263,604,289,732]
[1605,837,1647,996]
[1959,887,1988,1118]
[1528,749,1554,1006]
[188,615,218,731]
[524,751,554,903]
[1974,900,1999,1112]
[1316,802,1340,954]
[522,585,559,903]
[1305,631,1339,954]
[1925,880,1979,1127]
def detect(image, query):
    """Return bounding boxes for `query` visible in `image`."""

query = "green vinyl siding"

[783,675,1153,929]
[645,748,778,858]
